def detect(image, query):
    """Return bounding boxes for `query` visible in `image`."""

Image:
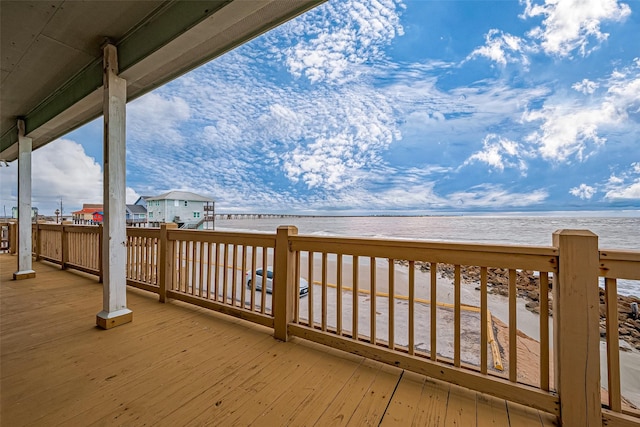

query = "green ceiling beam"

[1,1,231,154]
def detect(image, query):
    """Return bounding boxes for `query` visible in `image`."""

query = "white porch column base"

[97,43,131,330]
[96,308,133,330]
[13,269,36,280]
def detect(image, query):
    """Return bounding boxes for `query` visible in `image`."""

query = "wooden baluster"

[308,251,314,327]
[509,268,517,382]
[430,263,437,361]
[199,241,205,298]
[352,256,358,341]
[214,243,221,301]
[481,267,488,375]
[539,272,550,391]
[388,259,395,350]
[250,246,256,311]
[221,243,228,303]
[605,277,621,411]
[409,261,415,355]
[370,257,376,345]
[337,254,343,335]
[260,247,268,314]
[321,252,328,332]
[190,241,197,296]
[231,244,238,306]
[294,251,301,323]
[240,245,247,307]
[454,264,461,367]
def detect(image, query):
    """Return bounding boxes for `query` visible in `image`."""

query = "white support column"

[13,120,36,280]
[96,43,132,329]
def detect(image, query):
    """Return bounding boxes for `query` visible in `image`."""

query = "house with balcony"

[145,190,214,229]
[125,204,147,225]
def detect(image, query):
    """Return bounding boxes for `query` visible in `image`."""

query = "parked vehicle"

[245,267,309,296]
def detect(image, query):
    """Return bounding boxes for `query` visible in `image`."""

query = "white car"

[245,267,309,296]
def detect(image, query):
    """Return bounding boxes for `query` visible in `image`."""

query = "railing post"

[274,225,298,341]
[159,223,177,303]
[34,221,41,261]
[552,230,601,426]
[9,222,17,254]
[61,224,68,269]
[98,224,104,283]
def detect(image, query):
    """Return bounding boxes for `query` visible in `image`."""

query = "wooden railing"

[10,223,639,426]
[600,249,640,424]
[286,231,559,416]
[164,228,277,328]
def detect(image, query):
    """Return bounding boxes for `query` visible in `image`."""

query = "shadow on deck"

[0,255,556,426]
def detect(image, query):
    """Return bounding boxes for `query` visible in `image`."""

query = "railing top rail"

[63,225,101,233]
[127,228,160,238]
[290,234,559,272]
[290,234,558,255]
[168,229,276,247]
[599,249,640,280]
[599,249,640,262]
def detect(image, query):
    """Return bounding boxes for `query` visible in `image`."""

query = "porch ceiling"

[0,0,323,161]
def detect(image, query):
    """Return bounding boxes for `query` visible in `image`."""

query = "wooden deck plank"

[309,358,384,426]
[476,393,510,427]
[412,377,451,426]
[445,383,477,426]
[5,302,271,425]
[346,362,403,426]
[252,342,365,426]
[277,346,370,426]
[0,255,554,427]
[186,340,330,425]
[379,370,426,426]
[506,400,543,427]
[158,340,300,426]
[83,330,279,426]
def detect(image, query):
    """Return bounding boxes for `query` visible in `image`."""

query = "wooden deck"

[1,255,557,426]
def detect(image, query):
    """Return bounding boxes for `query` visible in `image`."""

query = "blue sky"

[2,0,640,215]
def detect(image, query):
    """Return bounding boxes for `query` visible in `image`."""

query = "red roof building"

[72,204,103,224]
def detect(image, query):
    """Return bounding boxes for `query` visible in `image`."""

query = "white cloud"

[523,105,610,161]
[126,187,141,205]
[467,29,532,66]
[569,183,596,199]
[0,139,147,215]
[463,134,529,173]
[523,61,639,162]
[447,185,548,208]
[128,93,190,145]
[0,139,101,215]
[606,182,640,199]
[572,78,599,94]
[275,0,405,84]
[521,0,631,57]
[604,162,640,200]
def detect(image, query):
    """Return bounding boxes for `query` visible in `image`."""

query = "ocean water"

[214,215,640,296]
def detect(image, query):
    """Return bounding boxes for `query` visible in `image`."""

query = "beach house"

[71,204,103,224]
[145,190,214,229]
[125,204,147,225]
